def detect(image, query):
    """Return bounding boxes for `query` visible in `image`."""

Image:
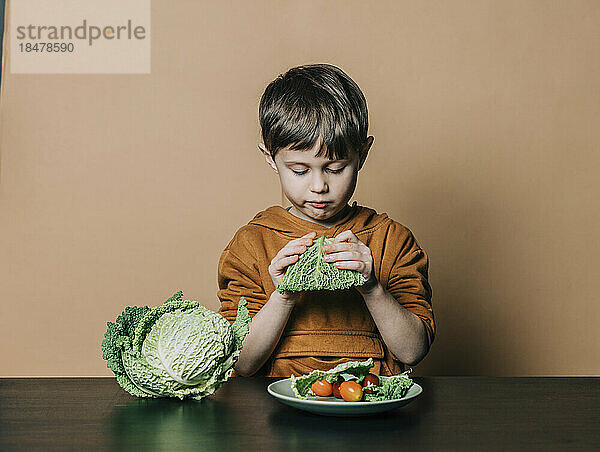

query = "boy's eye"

[290,166,345,175]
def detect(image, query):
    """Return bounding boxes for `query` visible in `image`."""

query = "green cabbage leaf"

[290,358,375,398]
[277,235,366,293]
[289,358,414,401]
[362,373,413,401]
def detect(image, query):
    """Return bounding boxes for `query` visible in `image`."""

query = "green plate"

[267,376,422,416]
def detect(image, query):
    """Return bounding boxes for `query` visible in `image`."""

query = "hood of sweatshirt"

[247,201,392,238]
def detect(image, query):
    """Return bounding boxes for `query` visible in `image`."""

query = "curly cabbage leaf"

[277,235,366,293]
[101,291,251,400]
[290,358,374,399]
[363,373,414,401]
[289,359,414,401]
[101,306,151,397]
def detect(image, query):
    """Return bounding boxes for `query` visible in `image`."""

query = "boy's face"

[259,136,374,227]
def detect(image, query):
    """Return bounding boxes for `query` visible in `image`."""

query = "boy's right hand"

[268,231,317,299]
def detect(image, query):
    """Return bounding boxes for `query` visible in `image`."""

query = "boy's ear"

[258,143,279,173]
[358,136,374,171]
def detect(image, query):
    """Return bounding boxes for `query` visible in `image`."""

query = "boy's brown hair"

[259,64,369,160]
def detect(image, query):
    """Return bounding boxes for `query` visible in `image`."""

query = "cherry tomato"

[310,379,333,397]
[332,376,344,399]
[362,373,380,394]
[339,380,363,402]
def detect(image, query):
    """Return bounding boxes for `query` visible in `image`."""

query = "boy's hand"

[322,230,379,295]
[269,231,317,299]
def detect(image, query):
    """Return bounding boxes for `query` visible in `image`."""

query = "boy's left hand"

[322,230,379,295]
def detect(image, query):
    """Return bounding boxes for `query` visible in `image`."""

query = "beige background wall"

[1,1,598,376]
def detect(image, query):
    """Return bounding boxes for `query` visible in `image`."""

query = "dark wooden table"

[1,377,598,451]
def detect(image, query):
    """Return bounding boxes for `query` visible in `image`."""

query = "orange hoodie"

[217,202,434,377]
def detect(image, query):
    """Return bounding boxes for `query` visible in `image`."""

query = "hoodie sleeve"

[217,235,268,323]
[386,229,435,349]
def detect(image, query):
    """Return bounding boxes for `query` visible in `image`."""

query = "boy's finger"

[290,233,315,246]
[277,242,311,260]
[282,245,307,256]
[288,240,311,250]
[271,253,295,272]
[332,230,357,243]
[278,255,299,269]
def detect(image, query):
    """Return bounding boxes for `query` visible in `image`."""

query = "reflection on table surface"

[1,376,598,451]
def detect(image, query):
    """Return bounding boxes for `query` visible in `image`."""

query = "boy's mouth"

[308,201,329,209]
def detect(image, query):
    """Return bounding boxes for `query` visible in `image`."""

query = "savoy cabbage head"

[102,291,250,400]
[277,235,366,293]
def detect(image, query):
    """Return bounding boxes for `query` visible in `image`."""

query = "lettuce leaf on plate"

[290,358,374,399]
[363,373,413,401]
[289,358,414,401]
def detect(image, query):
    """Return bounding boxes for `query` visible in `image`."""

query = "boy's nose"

[310,174,328,192]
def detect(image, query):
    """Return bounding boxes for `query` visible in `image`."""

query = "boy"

[218,64,434,377]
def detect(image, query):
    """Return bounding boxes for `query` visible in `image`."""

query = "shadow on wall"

[399,163,518,376]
